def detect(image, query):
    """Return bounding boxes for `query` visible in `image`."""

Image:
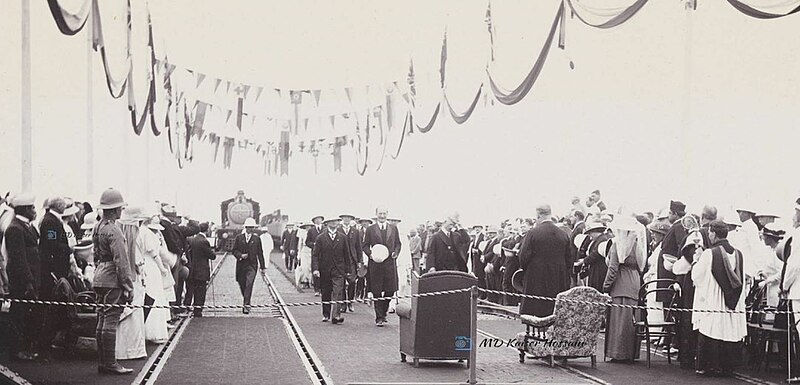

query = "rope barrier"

[3,286,798,315]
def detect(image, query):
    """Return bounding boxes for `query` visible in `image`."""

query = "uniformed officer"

[92,188,134,375]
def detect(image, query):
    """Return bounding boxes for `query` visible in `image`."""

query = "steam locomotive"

[215,190,263,251]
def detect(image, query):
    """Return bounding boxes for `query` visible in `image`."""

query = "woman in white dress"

[116,207,147,359]
[140,217,170,343]
[295,224,313,288]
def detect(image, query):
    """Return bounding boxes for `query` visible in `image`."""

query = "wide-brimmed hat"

[357,217,373,225]
[323,217,341,225]
[98,188,126,210]
[9,192,36,207]
[80,213,98,230]
[762,223,786,240]
[299,223,313,230]
[74,240,93,252]
[243,218,258,227]
[777,237,793,262]
[119,206,146,225]
[145,216,164,230]
[311,215,324,223]
[60,204,80,217]
[339,214,356,220]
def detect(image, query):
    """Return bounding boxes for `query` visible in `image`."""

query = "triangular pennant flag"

[165,63,177,78]
[225,81,231,93]
[226,109,233,123]
[243,85,251,99]
[313,90,322,107]
[255,86,264,101]
[196,73,207,88]
[214,78,222,93]
[344,87,353,104]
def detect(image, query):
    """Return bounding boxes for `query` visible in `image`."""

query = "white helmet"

[243,218,257,227]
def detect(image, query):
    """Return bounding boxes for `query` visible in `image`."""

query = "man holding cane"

[92,188,134,375]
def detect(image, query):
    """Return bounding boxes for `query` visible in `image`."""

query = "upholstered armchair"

[396,270,477,367]
[516,286,610,367]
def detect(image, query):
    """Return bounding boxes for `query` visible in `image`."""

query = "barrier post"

[469,285,478,385]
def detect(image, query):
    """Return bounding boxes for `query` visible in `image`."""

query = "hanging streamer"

[47,0,92,35]
[565,0,649,28]
[487,3,563,105]
[390,112,410,160]
[414,103,441,133]
[444,85,483,124]
[726,0,800,18]
[92,0,129,98]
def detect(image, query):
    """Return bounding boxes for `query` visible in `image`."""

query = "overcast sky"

[1,0,799,228]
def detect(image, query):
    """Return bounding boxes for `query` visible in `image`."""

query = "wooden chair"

[634,279,679,368]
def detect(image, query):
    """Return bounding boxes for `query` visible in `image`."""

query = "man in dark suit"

[338,214,360,313]
[185,223,216,317]
[568,210,586,287]
[518,205,571,317]
[362,207,402,327]
[469,225,485,281]
[160,204,196,317]
[427,215,468,273]
[232,218,266,314]
[313,218,351,324]
[38,197,71,296]
[305,215,325,296]
[5,193,42,361]
[281,223,300,271]
[483,227,504,304]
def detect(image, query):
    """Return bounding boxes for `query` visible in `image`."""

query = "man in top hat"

[232,218,266,314]
[281,223,300,271]
[92,188,135,374]
[5,193,42,361]
[313,217,350,324]
[185,222,216,317]
[338,214,360,313]
[362,207,402,326]
[427,214,468,273]
[306,215,325,296]
[518,205,571,317]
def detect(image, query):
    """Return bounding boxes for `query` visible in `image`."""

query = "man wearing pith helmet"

[92,188,135,375]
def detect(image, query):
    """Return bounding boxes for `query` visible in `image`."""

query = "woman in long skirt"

[140,217,170,343]
[115,208,147,360]
[603,217,647,362]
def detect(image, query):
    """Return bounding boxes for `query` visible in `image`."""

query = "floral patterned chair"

[516,286,610,367]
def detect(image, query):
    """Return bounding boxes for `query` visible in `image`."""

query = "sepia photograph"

[1,0,800,384]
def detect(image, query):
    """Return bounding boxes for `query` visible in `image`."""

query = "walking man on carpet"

[313,217,351,324]
[362,207,401,327]
[232,218,266,314]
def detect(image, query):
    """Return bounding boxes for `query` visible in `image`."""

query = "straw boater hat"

[60,203,80,217]
[9,193,36,208]
[371,244,390,263]
[511,269,525,292]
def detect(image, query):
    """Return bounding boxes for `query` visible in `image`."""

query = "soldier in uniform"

[232,218,266,314]
[92,188,135,375]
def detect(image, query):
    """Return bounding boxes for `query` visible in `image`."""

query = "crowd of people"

[5,185,800,378]
[0,188,216,375]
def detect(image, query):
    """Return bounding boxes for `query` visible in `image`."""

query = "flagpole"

[86,10,95,196]
[21,0,32,192]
